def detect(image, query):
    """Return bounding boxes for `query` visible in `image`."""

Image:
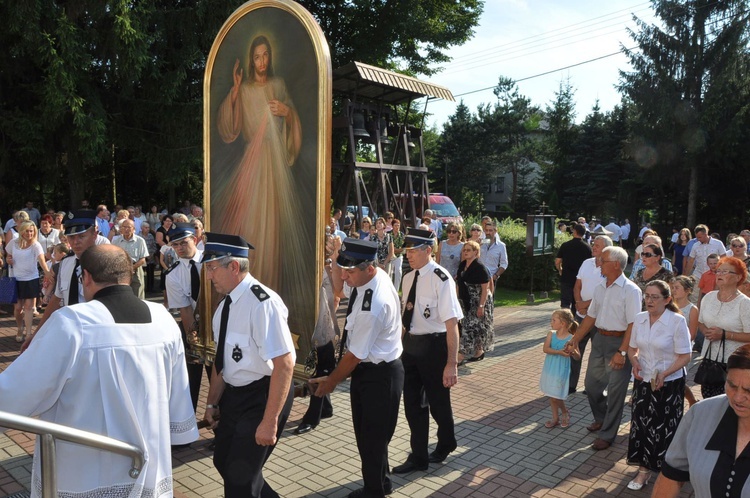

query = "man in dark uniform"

[201,233,295,498]
[310,238,404,498]
[163,222,206,411]
[393,229,464,474]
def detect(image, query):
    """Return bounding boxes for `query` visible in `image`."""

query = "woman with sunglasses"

[632,244,674,308]
[358,217,372,240]
[436,222,464,279]
[728,237,750,266]
[698,256,750,399]
[468,224,483,244]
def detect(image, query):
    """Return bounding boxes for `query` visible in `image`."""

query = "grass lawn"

[493,287,561,307]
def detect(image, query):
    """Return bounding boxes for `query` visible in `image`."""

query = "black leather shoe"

[428,449,453,463]
[294,423,316,435]
[347,483,393,497]
[392,460,428,474]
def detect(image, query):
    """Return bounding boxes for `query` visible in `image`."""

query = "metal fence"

[0,410,143,498]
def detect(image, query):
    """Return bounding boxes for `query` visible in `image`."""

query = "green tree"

[539,79,579,215]
[619,0,750,228]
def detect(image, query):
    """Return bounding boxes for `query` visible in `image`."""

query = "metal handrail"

[0,410,144,498]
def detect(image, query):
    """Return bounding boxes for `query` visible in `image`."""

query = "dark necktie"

[68,259,81,305]
[402,269,420,330]
[214,295,232,374]
[338,287,358,360]
[189,260,200,301]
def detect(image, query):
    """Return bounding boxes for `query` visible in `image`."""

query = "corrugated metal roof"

[332,61,454,104]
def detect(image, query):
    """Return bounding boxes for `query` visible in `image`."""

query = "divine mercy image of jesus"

[212,34,304,293]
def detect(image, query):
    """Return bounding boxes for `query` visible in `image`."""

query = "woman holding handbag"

[698,256,750,398]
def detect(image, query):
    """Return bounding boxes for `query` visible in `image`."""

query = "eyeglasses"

[641,252,657,258]
[732,244,745,248]
[171,240,191,248]
[643,294,665,301]
[447,229,458,234]
[204,261,230,273]
[470,228,481,232]
[716,269,738,275]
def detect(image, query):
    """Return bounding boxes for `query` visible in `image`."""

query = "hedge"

[460,215,571,292]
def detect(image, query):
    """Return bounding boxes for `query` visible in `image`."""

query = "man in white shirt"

[620,219,631,248]
[604,218,621,245]
[479,221,509,293]
[202,233,295,498]
[685,224,726,282]
[312,238,404,498]
[419,209,443,238]
[112,219,148,298]
[567,246,642,451]
[571,235,612,394]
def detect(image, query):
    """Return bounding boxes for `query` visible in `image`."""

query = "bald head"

[80,245,133,286]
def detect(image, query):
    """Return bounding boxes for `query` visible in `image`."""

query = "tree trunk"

[687,158,698,229]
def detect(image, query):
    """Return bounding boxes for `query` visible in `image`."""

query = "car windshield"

[431,204,460,217]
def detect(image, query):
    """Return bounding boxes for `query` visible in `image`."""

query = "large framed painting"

[204,0,331,362]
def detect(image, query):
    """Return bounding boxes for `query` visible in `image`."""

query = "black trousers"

[301,393,332,426]
[402,333,457,465]
[351,359,404,497]
[569,315,593,394]
[560,281,576,315]
[214,376,294,498]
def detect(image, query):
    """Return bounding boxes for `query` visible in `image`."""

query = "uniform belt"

[407,331,446,338]
[225,376,269,391]
[357,358,401,370]
[597,329,625,337]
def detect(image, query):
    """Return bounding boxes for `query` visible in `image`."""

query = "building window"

[485,183,492,193]
[495,176,505,193]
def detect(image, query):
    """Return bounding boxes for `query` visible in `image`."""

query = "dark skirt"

[16,279,40,300]
[627,376,685,471]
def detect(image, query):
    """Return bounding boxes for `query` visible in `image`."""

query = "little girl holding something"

[540,309,580,428]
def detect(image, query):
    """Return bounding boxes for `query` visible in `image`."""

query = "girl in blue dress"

[540,309,580,428]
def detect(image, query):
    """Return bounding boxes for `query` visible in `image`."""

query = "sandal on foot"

[560,412,570,428]
[544,419,559,428]
[627,470,651,490]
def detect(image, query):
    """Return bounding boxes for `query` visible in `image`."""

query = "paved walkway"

[0,298,697,497]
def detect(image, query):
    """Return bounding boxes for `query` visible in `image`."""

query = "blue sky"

[423,0,657,129]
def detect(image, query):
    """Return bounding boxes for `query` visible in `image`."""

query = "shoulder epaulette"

[434,267,449,282]
[162,260,180,278]
[361,289,373,311]
[251,284,270,302]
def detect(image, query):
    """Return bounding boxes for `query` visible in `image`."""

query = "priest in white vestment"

[0,245,198,497]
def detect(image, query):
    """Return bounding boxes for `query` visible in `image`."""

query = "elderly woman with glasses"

[625,280,692,490]
[728,237,750,266]
[698,257,750,399]
[436,222,464,279]
[632,244,674,308]
[467,224,483,244]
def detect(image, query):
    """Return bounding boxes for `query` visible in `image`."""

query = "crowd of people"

[4,197,750,497]
[554,217,750,494]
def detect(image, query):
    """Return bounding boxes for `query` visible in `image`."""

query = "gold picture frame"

[203,0,331,363]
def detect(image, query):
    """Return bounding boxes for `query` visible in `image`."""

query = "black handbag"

[694,331,727,385]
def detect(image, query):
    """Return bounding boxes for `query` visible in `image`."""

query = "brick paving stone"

[0,299,703,497]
